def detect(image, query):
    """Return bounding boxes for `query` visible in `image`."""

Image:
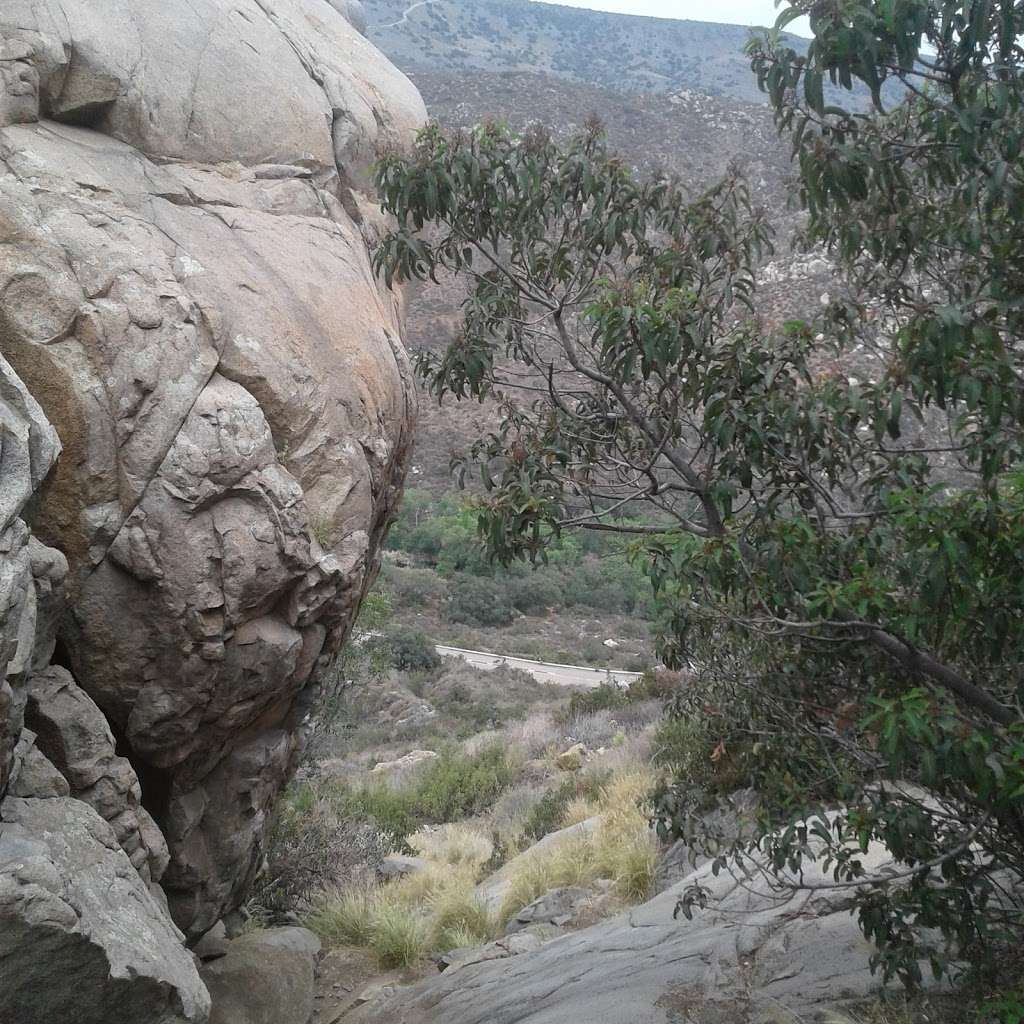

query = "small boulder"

[437,929,552,974]
[370,749,438,775]
[504,882,616,935]
[201,926,321,1024]
[377,854,428,881]
[193,920,229,962]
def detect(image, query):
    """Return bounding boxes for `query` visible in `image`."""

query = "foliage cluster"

[307,822,499,967]
[374,0,1024,990]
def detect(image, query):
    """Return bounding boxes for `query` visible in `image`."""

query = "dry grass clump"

[499,766,659,921]
[307,823,500,968]
[365,899,432,968]
[503,710,564,758]
[306,883,378,948]
[407,823,494,869]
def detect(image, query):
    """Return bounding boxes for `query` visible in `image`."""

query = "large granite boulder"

[0,0,424,938]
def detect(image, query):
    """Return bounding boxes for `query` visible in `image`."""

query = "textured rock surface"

[503,882,615,936]
[0,355,63,797]
[0,0,424,936]
[26,665,170,882]
[0,794,210,1024]
[352,842,896,1024]
[200,926,320,1024]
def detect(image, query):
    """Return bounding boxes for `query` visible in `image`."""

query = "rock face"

[2,352,208,1021]
[352,842,895,1024]
[0,0,424,947]
[0,355,64,797]
[25,665,171,883]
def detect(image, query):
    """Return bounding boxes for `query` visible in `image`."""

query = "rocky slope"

[0,1,424,1020]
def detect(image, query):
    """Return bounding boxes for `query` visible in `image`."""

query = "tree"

[373,0,1024,986]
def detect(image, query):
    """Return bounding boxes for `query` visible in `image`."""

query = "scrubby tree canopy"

[375,0,1024,988]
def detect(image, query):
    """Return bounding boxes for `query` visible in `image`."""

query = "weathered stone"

[25,665,170,882]
[200,926,320,1024]
[504,883,615,935]
[437,930,552,975]
[193,920,230,962]
[0,0,425,937]
[0,795,209,1024]
[7,733,71,799]
[329,0,368,34]
[0,355,63,797]
[0,39,39,128]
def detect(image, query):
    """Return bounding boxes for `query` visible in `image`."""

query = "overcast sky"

[530,0,811,35]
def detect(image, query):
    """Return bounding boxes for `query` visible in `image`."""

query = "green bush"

[446,574,514,627]
[507,569,565,615]
[330,743,519,848]
[383,565,448,609]
[565,683,628,718]
[378,628,441,673]
[521,772,610,842]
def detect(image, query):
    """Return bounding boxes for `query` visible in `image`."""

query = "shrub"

[446,574,515,627]
[330,743,519,849]
[565,683,628,718]
[407,824,494,870]
[500,767,658,921]
[521,778,579,843]
[427,887,496,951]
[651,715,713,778]
[377,627,441,673]
[250,787,390,917]
[507,569,565,615]
[383,565,448,610]
[307,885,378,948]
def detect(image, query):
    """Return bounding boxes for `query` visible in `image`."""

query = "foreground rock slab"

[352,846,894,1024]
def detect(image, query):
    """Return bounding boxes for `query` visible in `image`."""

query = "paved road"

[435,644,643,689]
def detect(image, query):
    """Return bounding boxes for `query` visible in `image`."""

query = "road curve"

[435,644,643,689]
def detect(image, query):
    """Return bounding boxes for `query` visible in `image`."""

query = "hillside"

[393,69,836,491]
[364,0,784,102]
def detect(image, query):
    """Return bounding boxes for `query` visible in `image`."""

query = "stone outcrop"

[0,355,63,797]
[0,0,425,949]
